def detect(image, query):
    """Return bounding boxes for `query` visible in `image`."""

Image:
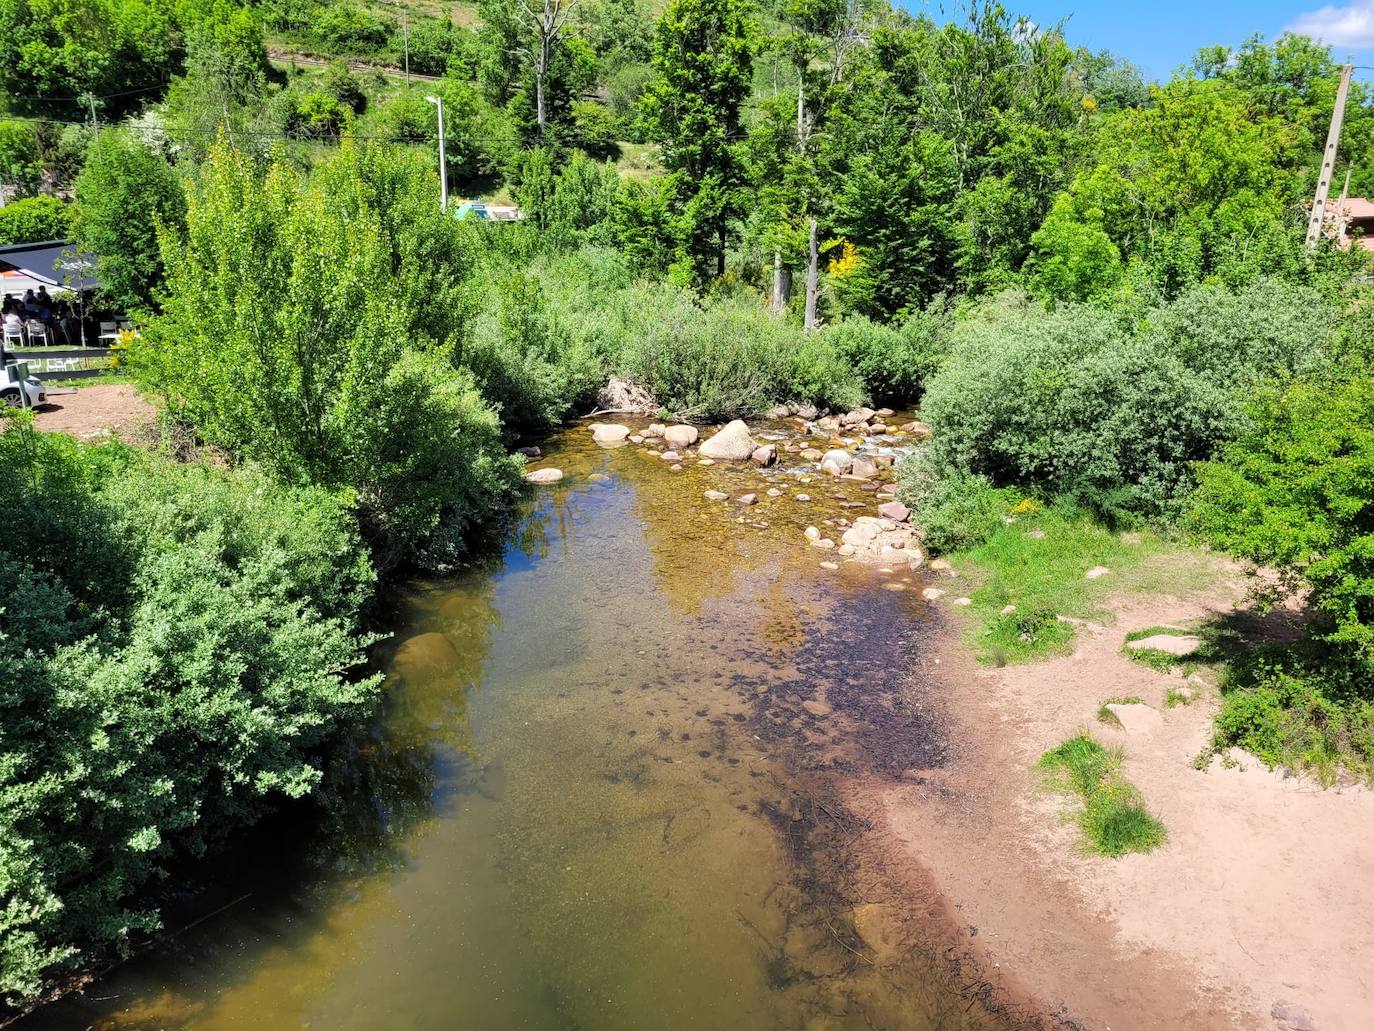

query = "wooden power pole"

[1306,63,1354,248]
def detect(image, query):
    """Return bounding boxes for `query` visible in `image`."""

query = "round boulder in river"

[589,423,631,444]
[699,420,757,460]
[664,424,699,448]
[525,468,564,484]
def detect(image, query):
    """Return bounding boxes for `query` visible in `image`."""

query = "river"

[28,418,1010,1031]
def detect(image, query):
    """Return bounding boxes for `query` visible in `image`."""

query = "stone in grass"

[1103,703,1162,735]
[703,490,729,501]
[921,587,945,601]
[1127,634,1202,657]
[1085,565,1111,579]
[951,597,972,606]
[524,468,563,484]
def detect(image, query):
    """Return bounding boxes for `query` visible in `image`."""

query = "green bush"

[0,195,71,245]
[1192,372,1374,780]
[131,140,520,570]
[817,302,951,405]
[0,423,378,1004]
[918,280,1328,521]
[896,448,1018,553]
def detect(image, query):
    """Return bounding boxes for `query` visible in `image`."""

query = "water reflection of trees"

[307,573,502,878]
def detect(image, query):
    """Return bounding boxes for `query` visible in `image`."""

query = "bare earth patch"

[32,385,155,441]
[857,554,1374,1029]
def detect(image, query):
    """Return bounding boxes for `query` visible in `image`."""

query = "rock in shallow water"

[703,490,729,501]
[699,420,757,460]
[751,444,777,467]
[589,422,630,443]
[664,424,698,448]
[877,501,910,522]
[524,468,564,484]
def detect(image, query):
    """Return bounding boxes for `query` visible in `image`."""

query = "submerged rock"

[703,490,729,501]
[699,420,757,460]
[736,493,757,505]
[515,445,541,458]
[393,632,460,680]
[524,468,564,484]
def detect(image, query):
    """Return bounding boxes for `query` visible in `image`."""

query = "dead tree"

[513,0,582,144]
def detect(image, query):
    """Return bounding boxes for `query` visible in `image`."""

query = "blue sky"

[905,0,1374,81]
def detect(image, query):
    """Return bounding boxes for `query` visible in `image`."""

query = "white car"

[2,361,46,409]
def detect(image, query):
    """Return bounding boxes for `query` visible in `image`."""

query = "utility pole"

[1306,62,1354,248]
[426,95,448,211]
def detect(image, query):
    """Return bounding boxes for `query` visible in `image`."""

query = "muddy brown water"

[28,420,1013,1031]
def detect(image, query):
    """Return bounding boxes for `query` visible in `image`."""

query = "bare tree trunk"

[772,249,784,316]
[796,75,806,153]
[804,218,819,331]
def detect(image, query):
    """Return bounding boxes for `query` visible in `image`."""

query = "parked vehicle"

[2,360,46,408]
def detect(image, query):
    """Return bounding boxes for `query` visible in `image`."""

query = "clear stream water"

[29,421,1011,1031]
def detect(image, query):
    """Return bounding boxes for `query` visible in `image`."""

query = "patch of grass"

[952,504,1216,665]
[1096,696,1145,725]
[1165,686,1194,708]
[1038,734,1167,856]
[1122,623,1228,675]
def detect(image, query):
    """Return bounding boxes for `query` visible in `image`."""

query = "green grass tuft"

[1165,686,1194,708]
[1037,733,1167,856]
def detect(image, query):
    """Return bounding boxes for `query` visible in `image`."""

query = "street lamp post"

[425,94,448,212]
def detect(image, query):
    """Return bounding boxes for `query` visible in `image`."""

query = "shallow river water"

[31,421,1010,1031]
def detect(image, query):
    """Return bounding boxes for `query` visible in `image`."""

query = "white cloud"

[1289,0,1374,47]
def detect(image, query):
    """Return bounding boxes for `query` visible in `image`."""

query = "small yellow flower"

[1010,497,1040,515]
[1082,95,1098,111]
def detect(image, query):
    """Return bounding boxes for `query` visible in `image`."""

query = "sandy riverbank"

[853,562,1374,1030]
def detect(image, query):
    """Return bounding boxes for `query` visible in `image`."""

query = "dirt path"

[33,385,155,441]
[857,562,1374,1030]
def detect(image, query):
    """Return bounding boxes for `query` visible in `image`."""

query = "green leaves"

[0,427,379,1003]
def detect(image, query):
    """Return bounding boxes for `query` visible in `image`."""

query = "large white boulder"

[699,420,757,460]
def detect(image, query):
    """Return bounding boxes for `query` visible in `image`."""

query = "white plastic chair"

[25,322,48,346]
[98,321,119,344]
[2,326,22,351]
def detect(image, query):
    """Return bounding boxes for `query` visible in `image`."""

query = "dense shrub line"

[0,423,379,1002]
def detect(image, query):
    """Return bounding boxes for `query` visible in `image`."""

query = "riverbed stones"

[643,423,666,439]
[587,473,609,483]
[878,501,910,522]
[800,448,824,462]
[589,422,630,443]
[699,420,757,460]
[1103,702,1162,735]
[698,458,715,466]
[664,424,699,448]
[658,450,682,462]
[703,490,729,501]
[849,456,878,480]
[805,526,821,541]
[922,587,945,601]
[736,493,757,505]
[900,420,932,440]
[802,698,832,717]
[841,407,874,426]
[751,444,778,467]
[796,493,811,502]
[1127,633,1202,656]
[819,561,838,570]
[811,537,835,549]
[524,467,564,484]
[515,445,541,458]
